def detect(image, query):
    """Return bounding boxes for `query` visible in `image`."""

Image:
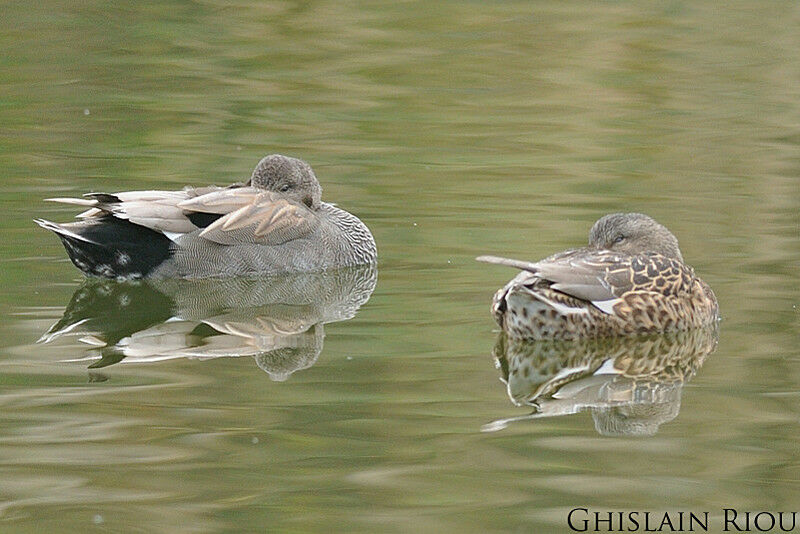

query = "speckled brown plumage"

[494,327,718,405]
[487,327,718,435]
[478,213,719,339]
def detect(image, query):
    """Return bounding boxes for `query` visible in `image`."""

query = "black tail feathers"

[35,217,173,278]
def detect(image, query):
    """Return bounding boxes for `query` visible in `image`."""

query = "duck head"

[249,154,323,210]
[588,212,684,261]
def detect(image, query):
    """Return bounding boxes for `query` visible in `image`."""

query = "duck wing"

[46,187,230,235]
[479,251,694,313]
[179,189,319,246]
[47,186,318,246]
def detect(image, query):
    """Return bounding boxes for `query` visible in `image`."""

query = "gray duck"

[478,213,719,339]
[35,155,377,278]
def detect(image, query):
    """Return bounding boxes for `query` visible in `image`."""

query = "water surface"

[1,1,798,532]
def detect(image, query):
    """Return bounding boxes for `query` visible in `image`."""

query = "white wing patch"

[529,291,590,315]
[593,358,621,375]
[591,298,621,315]
[161,231,184,243]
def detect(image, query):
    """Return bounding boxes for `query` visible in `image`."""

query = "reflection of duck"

[35,155,377,278]
[485,327,718,436]
[478,213,718,339]
[39,265,377,380]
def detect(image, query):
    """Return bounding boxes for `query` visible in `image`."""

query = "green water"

[1,1,799,532]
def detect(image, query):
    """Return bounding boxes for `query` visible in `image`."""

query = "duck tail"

[476,255,540,273]
[34,217,172,279]
[34,218,100,245]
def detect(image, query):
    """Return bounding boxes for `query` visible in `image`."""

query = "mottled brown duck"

[477,213,718,339]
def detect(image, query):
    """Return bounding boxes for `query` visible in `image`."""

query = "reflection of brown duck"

[486,327,718,436]
[478,213,719,339]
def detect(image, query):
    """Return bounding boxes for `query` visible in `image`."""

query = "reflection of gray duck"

[486,328,718,436]
[253,325,324,382]
[40,265,377,380]
[35,154,377,278]
[478,213,719,339]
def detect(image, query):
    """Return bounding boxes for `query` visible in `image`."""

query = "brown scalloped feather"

[483,249,718,340]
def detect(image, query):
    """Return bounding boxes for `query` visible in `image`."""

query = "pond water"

[1,1,798,532]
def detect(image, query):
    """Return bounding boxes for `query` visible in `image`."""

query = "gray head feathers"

[588,212,683,261]
[250,154,323,210]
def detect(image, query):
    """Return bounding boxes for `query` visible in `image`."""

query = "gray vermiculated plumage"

[41,264,377,379]
[36,154,377,278]
[152,202,377,277]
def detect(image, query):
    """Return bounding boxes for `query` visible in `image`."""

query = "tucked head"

[249,154,322,209]
[588,212,683,261]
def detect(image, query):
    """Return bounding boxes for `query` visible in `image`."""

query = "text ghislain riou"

[567,508,797,532]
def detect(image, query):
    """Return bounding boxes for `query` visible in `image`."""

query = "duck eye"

[279,184,291,192]
[613,235,625,244]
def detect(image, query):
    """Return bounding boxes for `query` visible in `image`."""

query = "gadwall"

[40,264,377,379]
[35,155,377,278]
[478,213,719,339]
[486,328,718,435]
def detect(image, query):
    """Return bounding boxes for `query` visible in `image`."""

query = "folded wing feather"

[47,186,316,246]
[48,190,202,234]
[197,192,318,246]
[478,251,631,313]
